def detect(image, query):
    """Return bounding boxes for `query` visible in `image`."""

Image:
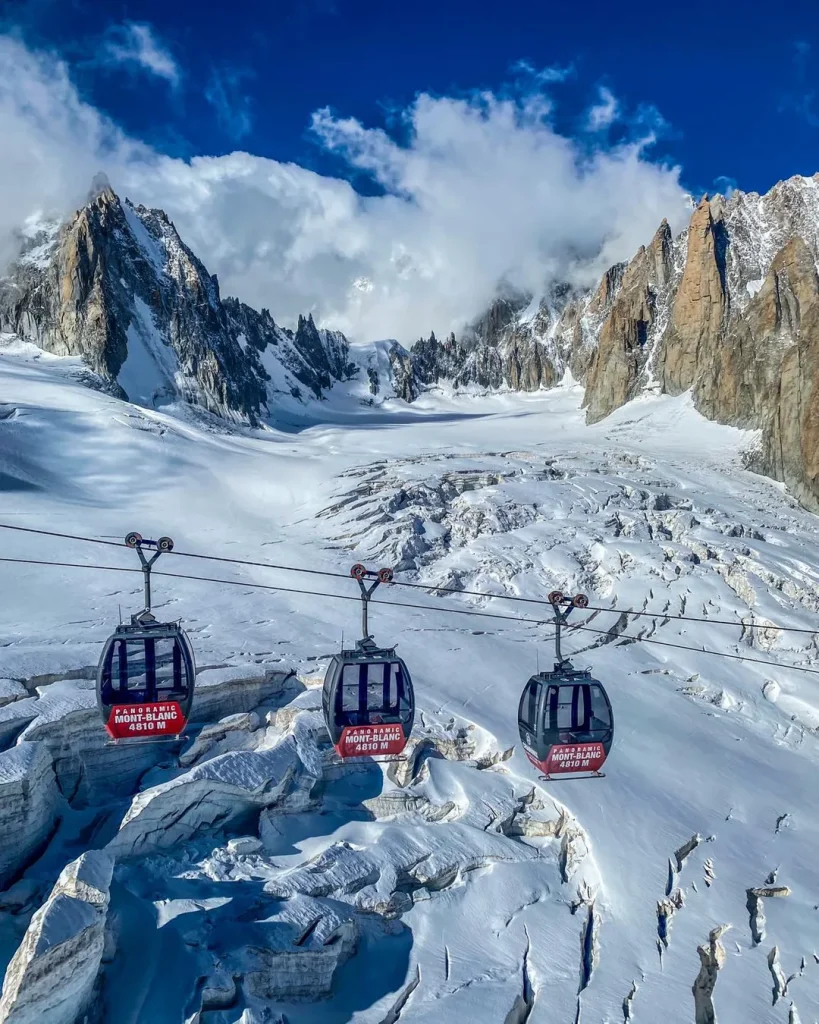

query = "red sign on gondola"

[337,723,406,758]
[105,701,186,739]
[524,742,606,776]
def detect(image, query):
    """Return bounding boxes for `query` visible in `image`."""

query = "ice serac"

[0,183,354,422]
[15,683,168,807]
[0,743,59,889]
[239,895,357,1002]
[106,737,319,859]
[189,665,294,724]
[0,850,113,1024]
[4,670,291,809]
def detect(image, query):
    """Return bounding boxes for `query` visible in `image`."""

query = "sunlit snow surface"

[0,336,818,1022]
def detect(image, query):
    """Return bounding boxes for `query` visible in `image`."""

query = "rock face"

[582,174,819,508]
[8,172,819,507]
[388,291,577,400]
[381,173,819,508]
[757,240,819,506]
[0,850,114,1024]
[583,220,674,422]
[659,200,726,396]
[0,184,354,422]
[223,301,356,402]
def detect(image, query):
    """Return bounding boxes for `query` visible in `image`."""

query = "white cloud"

[510,59,575,85]
[204,67,254,141]
[103,22,180,85]
[713,175,738,199]
[0,35,690,344]
[0,36,151,268]
[586,86,619,131]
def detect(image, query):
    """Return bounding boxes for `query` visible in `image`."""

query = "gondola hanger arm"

[547,592,589,666]
[125,532,175,622]
[350,564,395,640]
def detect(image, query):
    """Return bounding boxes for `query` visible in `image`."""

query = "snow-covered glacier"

[0,336,818,1022]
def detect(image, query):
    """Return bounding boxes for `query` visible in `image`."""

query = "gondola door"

[335,659,409,759]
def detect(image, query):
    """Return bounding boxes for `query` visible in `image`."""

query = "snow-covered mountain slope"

[6,171,819,512]
[0,341,818,1022]
[393,174,819,510]
[0,182,357,426]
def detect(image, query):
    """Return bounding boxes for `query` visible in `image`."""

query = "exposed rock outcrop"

[742,238,819,506]
[582,174,819,508]
[223,300,356,401]
[692,924,729,1024]
[659,199,727,396]
[381,173,819,508]
[584,220,674,422]
[390,290,578,400]
[0,185,354,422]
[10,172,819,508]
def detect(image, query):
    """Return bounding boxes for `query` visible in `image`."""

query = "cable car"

[322,564,415,761]
[96,533,195,741]
[518,592,614,780]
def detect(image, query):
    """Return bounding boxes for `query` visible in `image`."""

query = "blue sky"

[0,0,817,340]
[5,0,817,197]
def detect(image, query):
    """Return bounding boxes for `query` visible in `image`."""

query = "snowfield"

[0,336,818,1023]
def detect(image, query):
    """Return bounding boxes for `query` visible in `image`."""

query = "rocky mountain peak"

[6,169,819,510]
[0,180,356,422]
[384,169,819,508]
[658,192,727,396]
[578,170,819,507]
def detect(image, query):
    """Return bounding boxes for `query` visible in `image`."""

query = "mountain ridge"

[4,173,819,508]
[391,173,819,509]
[0,185,357,425]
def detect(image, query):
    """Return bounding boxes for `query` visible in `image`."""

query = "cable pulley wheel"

[351,563,367,581]
[572,594,589,608]
[158,536,174,552]
[377,567,394,584]
[548,590,565,606]
[125,532,143,548]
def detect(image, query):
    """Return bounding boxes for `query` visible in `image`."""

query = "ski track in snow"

[0,345,818,1021]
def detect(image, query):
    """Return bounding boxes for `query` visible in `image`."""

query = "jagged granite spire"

[0,179,356,423]
[582,173,819,508]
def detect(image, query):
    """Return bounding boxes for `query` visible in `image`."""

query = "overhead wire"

[0,555,557,631]
[0,521,816,637]
[2,553,819,677]
[563,619,818,674]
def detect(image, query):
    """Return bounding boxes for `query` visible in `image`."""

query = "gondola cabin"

[322,640,415,760]
[518,667,613,779]
[97,621,195,740]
